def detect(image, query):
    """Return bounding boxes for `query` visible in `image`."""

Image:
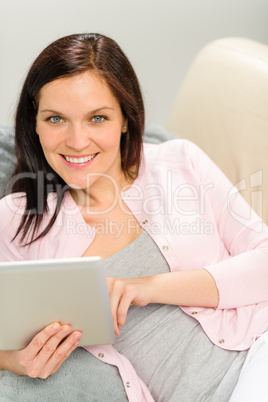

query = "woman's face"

[36,71,127,191]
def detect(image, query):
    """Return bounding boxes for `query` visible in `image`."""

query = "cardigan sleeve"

[184,140,268,309]
[0,193,30,261]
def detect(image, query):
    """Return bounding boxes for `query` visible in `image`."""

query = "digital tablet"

[0,257,116,350]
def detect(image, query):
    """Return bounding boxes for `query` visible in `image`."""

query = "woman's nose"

[65,124,91,150]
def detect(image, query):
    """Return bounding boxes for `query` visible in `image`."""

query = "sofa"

[167,37,268,224]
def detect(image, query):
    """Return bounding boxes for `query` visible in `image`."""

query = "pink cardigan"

[1,140,268,401]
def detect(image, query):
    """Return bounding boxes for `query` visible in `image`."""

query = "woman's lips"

[61,153,99,168]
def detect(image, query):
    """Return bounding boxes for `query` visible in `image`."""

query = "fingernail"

[61,325,71,333]
[52,323,60,331]
[73,332,82,341]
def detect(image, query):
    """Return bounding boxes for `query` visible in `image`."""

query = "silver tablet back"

[0,257,115,350]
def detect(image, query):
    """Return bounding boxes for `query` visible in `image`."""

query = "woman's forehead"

[38,72,117,106]
[36,71,123,120]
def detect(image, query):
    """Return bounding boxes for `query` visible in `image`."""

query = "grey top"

[104,230,248,402]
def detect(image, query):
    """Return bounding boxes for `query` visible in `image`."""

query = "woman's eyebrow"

[86,107,115,115]
[39,109,62,115]
[39,107,114,115]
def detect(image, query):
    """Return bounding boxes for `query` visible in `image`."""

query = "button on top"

[98,353,104,358]
[163,245,169,251]
[126,382,131,388]
[124,193,129,197]
[142,219,148,225]
[192,311,198,315]
[218,339,225,344]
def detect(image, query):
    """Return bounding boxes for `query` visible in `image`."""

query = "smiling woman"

[35,72,127,192]
[10,33,144,246]
[0,33,268,402]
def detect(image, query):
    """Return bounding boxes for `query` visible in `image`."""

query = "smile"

[63,153,98,164]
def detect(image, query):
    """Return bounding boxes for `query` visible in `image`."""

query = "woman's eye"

[49,116,62,124]
[92,115,105,123]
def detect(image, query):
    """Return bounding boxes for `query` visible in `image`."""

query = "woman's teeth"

[64,154,96,163]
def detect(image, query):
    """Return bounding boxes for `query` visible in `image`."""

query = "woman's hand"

[1,323,81,378]
[107,270,219,337]
[106,277,152,337]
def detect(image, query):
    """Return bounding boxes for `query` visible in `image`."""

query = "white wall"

[1,0,268,127]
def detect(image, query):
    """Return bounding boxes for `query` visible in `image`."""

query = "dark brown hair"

[10,33,145,244]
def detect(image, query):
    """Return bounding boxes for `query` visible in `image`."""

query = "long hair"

[10,33,145,245]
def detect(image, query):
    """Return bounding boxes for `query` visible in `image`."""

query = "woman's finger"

[108,279,137,335]
[17,323,70,378]
[108,279,125,336]
[110,294,122,337]
[38,330,82,379]
[117,295,133,329]
[49,333,82,376]
[18,326,81,379]
[34,324,72,367]
[23,322,62,360]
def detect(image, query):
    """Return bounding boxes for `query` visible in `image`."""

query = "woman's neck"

[70,169,134,212]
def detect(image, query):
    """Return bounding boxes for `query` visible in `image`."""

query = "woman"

[0,33,268,401]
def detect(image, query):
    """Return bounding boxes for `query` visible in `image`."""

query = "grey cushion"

[0,125,16,197]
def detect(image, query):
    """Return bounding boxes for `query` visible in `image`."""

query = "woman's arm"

[107,142,268,336]
[0,323,81,378]
[145,269,219,306]
[107,268,219,337]
[184,140,268,309]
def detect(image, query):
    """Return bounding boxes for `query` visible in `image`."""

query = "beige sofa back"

[167,38,268,224]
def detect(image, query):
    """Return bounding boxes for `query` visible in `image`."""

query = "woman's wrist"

[0,350,12,371]
[0,350,22,375]
[146,270,219,308]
